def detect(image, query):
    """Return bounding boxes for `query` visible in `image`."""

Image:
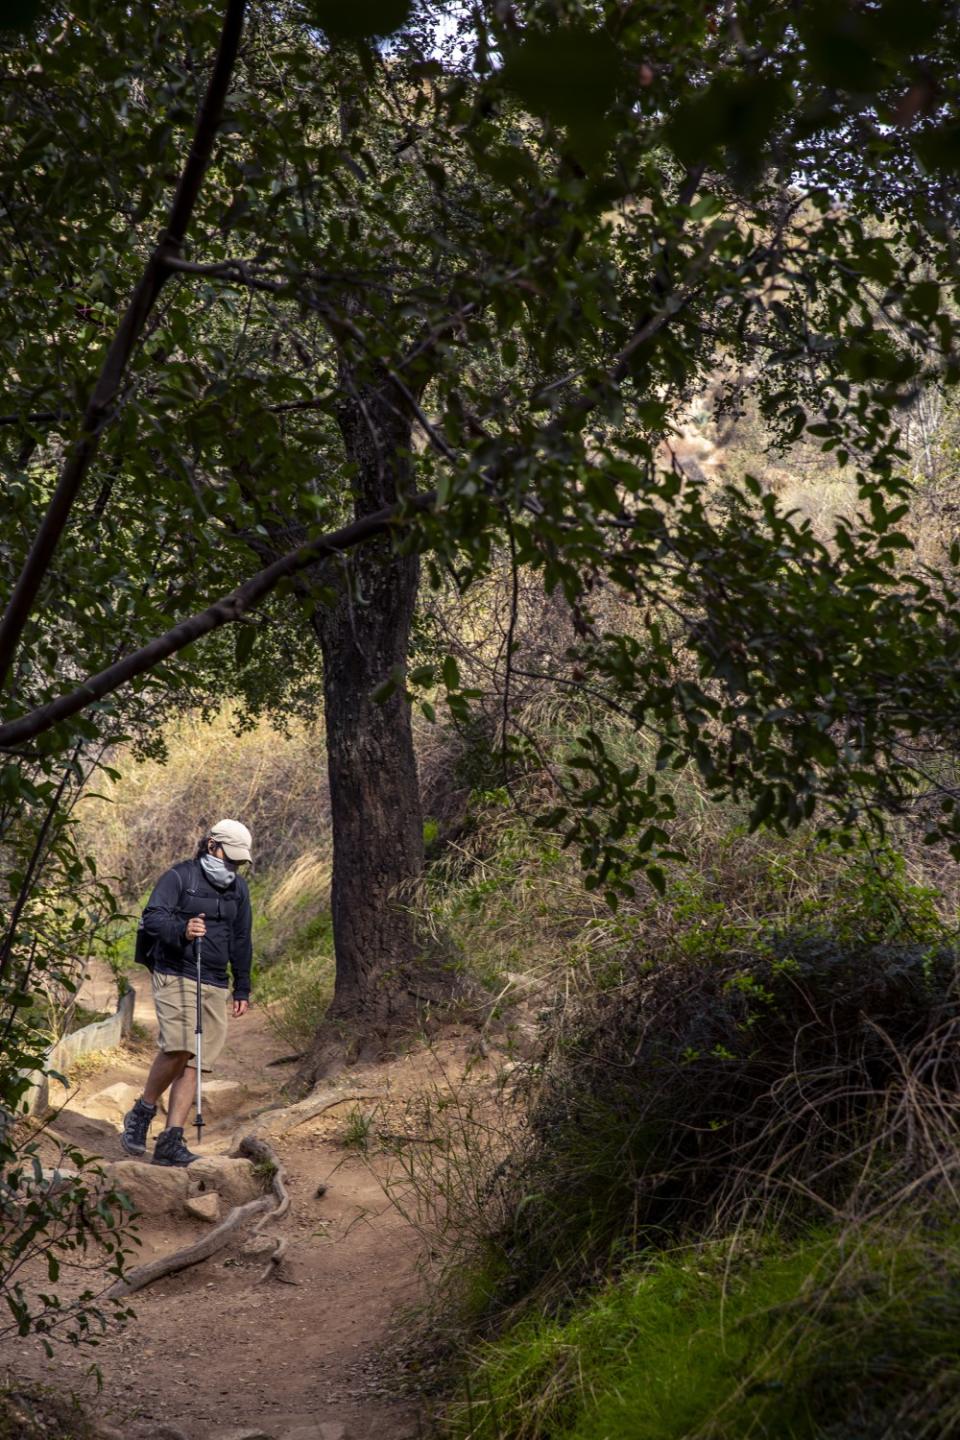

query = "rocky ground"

[1,968,491,1440]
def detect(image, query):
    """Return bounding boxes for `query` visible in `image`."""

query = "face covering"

[200,852,237,889]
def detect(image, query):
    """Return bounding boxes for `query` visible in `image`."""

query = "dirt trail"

[2,969,479,1440]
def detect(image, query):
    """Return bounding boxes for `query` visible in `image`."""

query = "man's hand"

[185,916,206,941]
[233,999,250,1018]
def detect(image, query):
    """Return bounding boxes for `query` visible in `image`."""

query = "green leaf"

[441,655,460,691]
[371,672,399,704]
[501,26,622,130]
[668,74,789,177]
[909,280,940,320]
[309,0,412,41]
[234,625,256,668]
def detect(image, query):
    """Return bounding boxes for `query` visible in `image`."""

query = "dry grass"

[254,852,336,1049]
[76,706,330,899]
[372,1054,525,1314]
[266,850,331,921]
[60,1045,128,1082]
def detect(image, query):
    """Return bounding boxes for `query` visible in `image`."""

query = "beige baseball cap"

[209,819,253,862]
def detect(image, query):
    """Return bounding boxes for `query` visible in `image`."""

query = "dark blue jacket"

[141,859,252,1000]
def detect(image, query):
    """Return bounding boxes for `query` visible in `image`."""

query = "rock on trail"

[98,1155,262,1216]
[83,1078,249,1126]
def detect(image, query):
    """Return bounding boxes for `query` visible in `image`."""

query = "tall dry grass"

[77,707,331,899]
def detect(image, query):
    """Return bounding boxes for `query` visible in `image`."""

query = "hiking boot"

[120,1097,157,1157]
[152,1126,200,1167]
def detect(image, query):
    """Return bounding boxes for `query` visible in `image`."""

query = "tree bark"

[302,385,425,1079]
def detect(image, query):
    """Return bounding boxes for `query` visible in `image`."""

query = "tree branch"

[0,0,247,695]
[0,168,734,750]
[0,411,62,428]
[162,255,286,294]
[0,491,438,750]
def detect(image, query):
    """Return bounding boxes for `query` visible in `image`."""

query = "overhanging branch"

[0,167,724,750]
[0,491,437,750]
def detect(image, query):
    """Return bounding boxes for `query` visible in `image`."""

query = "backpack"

[133,861,202,971]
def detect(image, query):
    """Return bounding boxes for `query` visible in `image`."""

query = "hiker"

[120,820,254,1167]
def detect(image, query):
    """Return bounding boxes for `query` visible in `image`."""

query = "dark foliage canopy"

[1,0,960,901]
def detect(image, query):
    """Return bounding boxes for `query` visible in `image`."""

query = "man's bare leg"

[121,1048,192,1156]
[143,1049,191,1107]
[166,1066,199,1130]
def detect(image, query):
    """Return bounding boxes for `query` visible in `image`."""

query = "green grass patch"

[20,995,111,1045]
[254,881,335,1051]
[451,1223,960,1440]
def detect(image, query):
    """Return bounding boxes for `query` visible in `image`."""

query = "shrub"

[487,933,960,1311]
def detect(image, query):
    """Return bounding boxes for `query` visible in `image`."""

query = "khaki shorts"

[151,971,229,1073]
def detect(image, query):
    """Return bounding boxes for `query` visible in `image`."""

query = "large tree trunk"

[300,385,425,1081]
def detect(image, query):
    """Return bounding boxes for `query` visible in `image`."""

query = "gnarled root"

[105,1136,287,1299]
[234,1135,291,1283]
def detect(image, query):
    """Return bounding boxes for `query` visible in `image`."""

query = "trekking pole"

[194,934,204,1145]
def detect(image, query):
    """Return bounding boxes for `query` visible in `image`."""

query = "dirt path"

[3,970,480,1440]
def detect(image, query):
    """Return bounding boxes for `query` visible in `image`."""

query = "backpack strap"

[176,860,241,923]
[177,859,201,896]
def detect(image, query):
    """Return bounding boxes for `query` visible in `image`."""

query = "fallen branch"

[105,1135,286,1298]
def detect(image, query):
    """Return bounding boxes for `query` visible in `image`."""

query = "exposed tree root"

[293,1028,351,1093]
[243,1088,385,1139]
[234,1135,291,1283]
[105,1193,271,1298]
[295,969,486,1092]
[105,1136,286,1299]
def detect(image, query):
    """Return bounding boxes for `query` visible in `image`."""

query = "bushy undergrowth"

[418,791,612,992]
[385,817,960,1440]
[495,932,959,1308]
